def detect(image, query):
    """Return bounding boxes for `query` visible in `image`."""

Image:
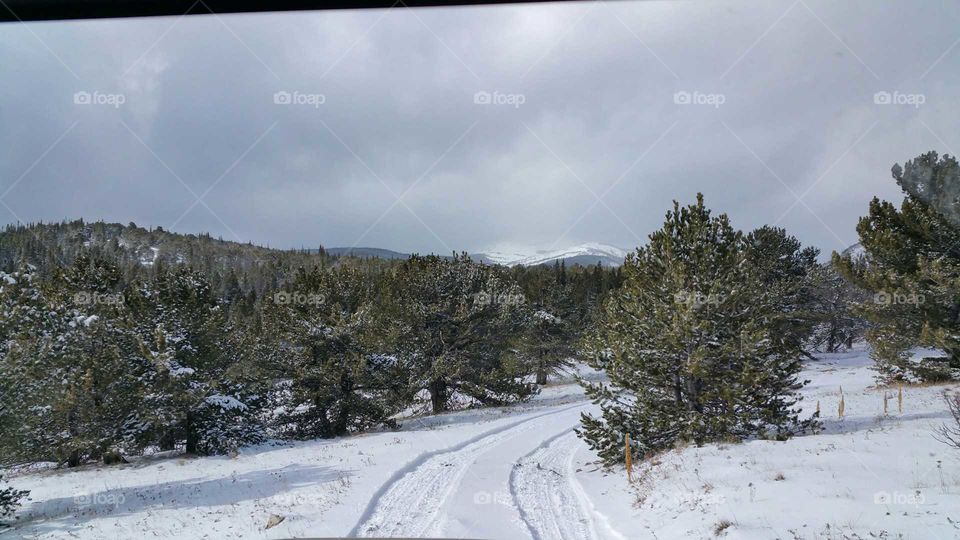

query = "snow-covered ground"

[3,347,959,539]
[580,349,960,539]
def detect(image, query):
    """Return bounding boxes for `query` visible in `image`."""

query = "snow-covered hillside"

[320,242,632,267]
[4,348,958,539]
[583,349,960,538]
[840,242,867,260]
[474,242,629,268]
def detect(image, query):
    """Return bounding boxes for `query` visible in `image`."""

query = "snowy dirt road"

[511,431,626,540]
[352,400,624,540]
[9,349,959,539]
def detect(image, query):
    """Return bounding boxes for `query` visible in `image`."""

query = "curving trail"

[511,430,627,540]
[352,402,595,538]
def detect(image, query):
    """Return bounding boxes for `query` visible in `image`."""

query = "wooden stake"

[814,400,822,434]
[883,392,889,415]
[898,385,903,413]
[838,387,845,419]
[625,433,633,483]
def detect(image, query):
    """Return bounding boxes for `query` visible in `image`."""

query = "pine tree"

[808,264,866,352]
[128,267,263,455]
[264,265,407,438]
[578,195,811,464]
[835,151,960,382]
[0,473,28,522]
[0,266,72,464]
[0,259,141,466]
[743,226,821,357]
[525,307,575,385]
[519,275,577,385]
[387,254,537,413]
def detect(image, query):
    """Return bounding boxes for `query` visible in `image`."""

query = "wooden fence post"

[625,433,633,483]
[838,387,845,419]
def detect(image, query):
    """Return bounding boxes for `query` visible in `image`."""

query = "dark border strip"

[0,0,587,23]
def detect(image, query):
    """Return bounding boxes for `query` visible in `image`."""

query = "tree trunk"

[536,363,548,385]
[159,431,176,451]
[826,328,837,353]
[673,373,683,407]
[66,408,81,467]
[333,375,353,436]
[685,377,703,413]
[948,349,960,369]
[185,412,197,455]
[429,378,448,414]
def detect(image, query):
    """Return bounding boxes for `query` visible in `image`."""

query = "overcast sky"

[1,0,958,256]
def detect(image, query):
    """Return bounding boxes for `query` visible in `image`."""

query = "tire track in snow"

[511,430,627,540]
[351,401,587,538]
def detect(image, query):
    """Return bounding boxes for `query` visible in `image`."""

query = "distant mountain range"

[0,220,629,270]
[471,243,628,267]
[324,247,412,260]
[325,243,628,267]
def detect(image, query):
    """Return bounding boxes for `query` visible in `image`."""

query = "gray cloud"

[1,0,958,256]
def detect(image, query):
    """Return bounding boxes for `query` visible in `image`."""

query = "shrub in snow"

[190,390,264,455]
[0,474,28,522]
[578,195,815,465]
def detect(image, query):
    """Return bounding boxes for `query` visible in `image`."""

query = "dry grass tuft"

[713,519,734,536]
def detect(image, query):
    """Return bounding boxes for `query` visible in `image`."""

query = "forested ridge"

[0,219,620,468]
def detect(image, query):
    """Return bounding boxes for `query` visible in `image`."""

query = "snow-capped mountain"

[840,242,867,259]
[321,242,631,267]
[471,242,629,267]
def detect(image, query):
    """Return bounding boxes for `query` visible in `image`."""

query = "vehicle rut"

[510,430,627,540]
[351,402,586,538]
